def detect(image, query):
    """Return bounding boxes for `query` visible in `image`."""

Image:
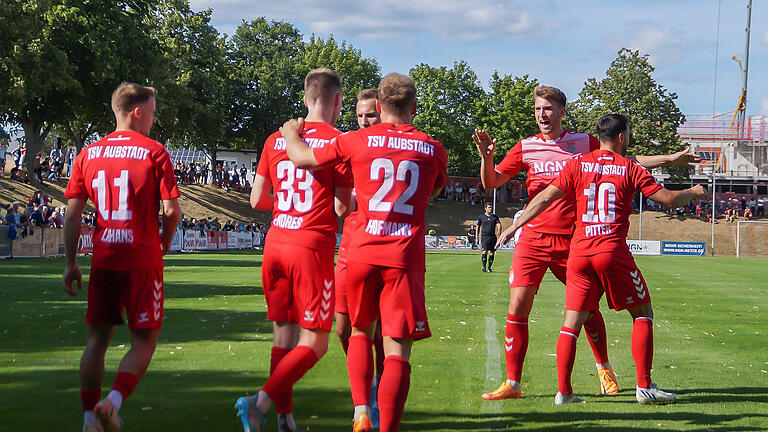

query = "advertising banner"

[626,240,661,256]
[207,231,217,250]
[78,227,94,255]
[227,232,238,249]
[661,241,706,256]
[195,231,209,250]
[218,232,228,250]
[243,232,253,248]
[425,235,438,249]
[253,231,264,247]
[183,230,196,250]
[170,229,183,252]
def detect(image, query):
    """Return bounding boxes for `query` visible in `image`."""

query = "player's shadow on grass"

[675,386,768,404]
[0,368,359,431]
[164,256,263,268]
[164,282,265,299]
[402,410,768,431]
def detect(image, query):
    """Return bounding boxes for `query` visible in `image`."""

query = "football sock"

[374,335,385,380]
[378,355,411,432]
[481,254,487,269]
[106,390,123,412]
[110,371,138,409]
[632,317,654,388]
[270,346,293,414]
[340,337,349,354]
[262,346,319,402]
[488,254,494,269]
[504,313,529,383]
[353,405,370,421]
[81,389,100,412]
[347,334,374,407]
[583,310,610,365]
[556,326,580,395]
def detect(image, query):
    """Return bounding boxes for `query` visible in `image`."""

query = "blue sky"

[190,0,767,118]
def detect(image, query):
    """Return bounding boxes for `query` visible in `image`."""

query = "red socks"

[583,310,610,365]
[374,335,385,379]
[262,346,319,401]
[347,334,374,406]
[378,355,411,432]
[632,317,654,388]
[504,313,529,382]
[556,326,580,395]
[112,371,138,400]
[81,389,101,412]
[270,346,293,413]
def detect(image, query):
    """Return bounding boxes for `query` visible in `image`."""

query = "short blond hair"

[378,73,416,113]
[533,86,567,107]
[356,88,378,101]
[304,68,342,103]
[111,82,156,114]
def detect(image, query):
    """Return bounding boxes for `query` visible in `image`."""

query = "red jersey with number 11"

[65,130,180,270]
[552,149,662,256]
[256,121,348,251]
[313,122,448,270]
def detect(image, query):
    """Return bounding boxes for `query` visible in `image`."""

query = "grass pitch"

[0,251,766,431]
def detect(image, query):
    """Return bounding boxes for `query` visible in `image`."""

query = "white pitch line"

[483,316,502,416]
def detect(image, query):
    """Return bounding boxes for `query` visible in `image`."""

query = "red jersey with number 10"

[552,149,662,255]
[65,130,180,270]
[256,121,348,251]
[313,122,448,270]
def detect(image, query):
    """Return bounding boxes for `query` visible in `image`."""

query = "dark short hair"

[305,68,342,103]
[357,88,378,101]
[596,114,629,142]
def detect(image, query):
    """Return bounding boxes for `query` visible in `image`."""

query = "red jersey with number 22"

[313,122,448,270]
[496,131,599,235]
[256,121,347,251]
[65,130,180,270]
[552,150,662,255]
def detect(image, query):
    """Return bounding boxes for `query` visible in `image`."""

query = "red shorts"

[86,268,164,330]
[262,241,334,331]
[334,252,349,314]
[509,229,570,289]
[346,261,430,340]
[565,249,651,311]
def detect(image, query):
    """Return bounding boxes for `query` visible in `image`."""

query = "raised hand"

[473,129,497,157]
[668,147,701,168]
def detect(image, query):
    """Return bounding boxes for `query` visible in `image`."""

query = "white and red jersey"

[256,121,349,251]
[496,130,599,235]
[65,130,180,270]
[552,149,662,255]
[314,122,448,270]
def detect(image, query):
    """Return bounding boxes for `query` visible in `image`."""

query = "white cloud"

[603,22,688,67]
[190,0,544,42]
[764,30,768,46]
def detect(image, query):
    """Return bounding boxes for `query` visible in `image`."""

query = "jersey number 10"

[582,182,616,223]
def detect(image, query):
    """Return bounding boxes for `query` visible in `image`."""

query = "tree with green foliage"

[475,72,540,165]
[410,61,485,176]
[230,18,305,151]
[301,35,380,132]
[568,49,686,177]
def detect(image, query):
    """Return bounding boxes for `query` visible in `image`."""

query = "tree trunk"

[21,117,51,187]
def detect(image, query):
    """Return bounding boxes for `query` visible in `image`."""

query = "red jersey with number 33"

[256,122,348,251]
[313,122,448,270]
[65,130,180,270]
[552,150,662,255]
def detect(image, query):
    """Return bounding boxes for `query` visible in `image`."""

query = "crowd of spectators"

[173,161,252,193]
[1,191,66,239]
[639,194,766,223]
[180,216,268,236]
[175,162,210,185]
[2,140,76,185]
[442,181,491,205]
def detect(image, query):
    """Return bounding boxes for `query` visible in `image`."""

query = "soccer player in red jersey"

[235,68,352,432]
[62,82,181,432]
[474,86,700,400]
[498,113,708,404]
[281,72,448,432]
[335,88,386,428]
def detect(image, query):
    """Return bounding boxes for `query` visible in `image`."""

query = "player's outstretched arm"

[161,198,181,255]
[250,174,273,211]
[631,147,701,169]
[496,184,565,248]
[62,198,85,297]
[473,129,511,189]
[648,184,708,209]
[281,118,321,169]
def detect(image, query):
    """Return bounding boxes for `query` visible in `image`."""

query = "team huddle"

[63,70,706,432]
